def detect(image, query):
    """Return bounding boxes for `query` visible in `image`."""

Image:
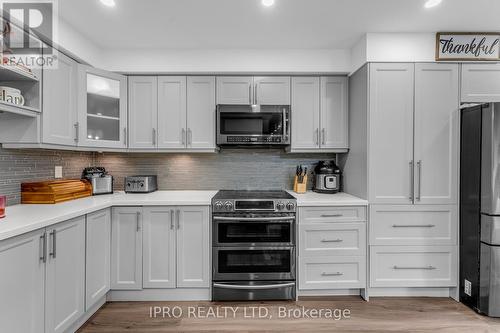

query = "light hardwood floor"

[78,297,500,333]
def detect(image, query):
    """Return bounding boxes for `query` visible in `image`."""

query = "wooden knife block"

[293,175,307,194]
[21,179,92,204]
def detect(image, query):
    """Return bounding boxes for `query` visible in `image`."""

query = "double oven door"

[212,213,296,281]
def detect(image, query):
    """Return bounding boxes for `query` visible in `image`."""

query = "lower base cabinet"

[0,229,45,333]
[45,216,86,333]
[86,209,111,310]
[113,206,210,290]
[299,256,366,290]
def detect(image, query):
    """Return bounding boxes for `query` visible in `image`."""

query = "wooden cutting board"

[21,179,92,204]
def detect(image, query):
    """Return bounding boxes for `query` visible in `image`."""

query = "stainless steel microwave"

[216,105,290,146]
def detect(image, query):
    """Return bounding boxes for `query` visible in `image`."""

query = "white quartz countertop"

[287,191,368,207]
[0,191,217,241]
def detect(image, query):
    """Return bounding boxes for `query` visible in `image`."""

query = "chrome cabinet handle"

[416,160,422,201]
[176,209,180,229]
[320,214,343,217]
[182,128,186,145]
[322,272,343,276]
[152,128,156,146]
[39,232,47,263]
[392,224,435,228]
[254,83,258,104]
[321,239,343,243]
[409,161,414,202]
[213,282,295,290]
[393,266,436,270]
[49,230,56,258]
[248,84,252,104]
[188,129,192,146]
[136,212,141,231]
[170,210,175,230]
[315,128,319,145]
[322,128,326,145]
[74,123,79,142]
[123,128,127,145]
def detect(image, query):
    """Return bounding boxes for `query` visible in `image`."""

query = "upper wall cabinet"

[461,63,500,102]
[216,77,253,105]
[254,77,290,105]
[42,49,78,146]
[290,76,348,152]
[77,65,128,148]
[128,76,158,149]
[128,76,216,151]
[216,76,290,105]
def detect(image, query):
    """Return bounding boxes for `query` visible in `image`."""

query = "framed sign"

[436,32,500,61]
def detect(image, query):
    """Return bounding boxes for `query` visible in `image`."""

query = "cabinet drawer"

[300,206,366,223]
[370,205,457,245]
[299,256,366,290]
[370,246,457,288]
[299,223,365,256]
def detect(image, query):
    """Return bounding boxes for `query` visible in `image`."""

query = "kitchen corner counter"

[287,191,368,206]
[0,191,218,241]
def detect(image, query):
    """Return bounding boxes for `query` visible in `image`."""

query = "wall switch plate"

[55,166,63,179]
[464,279,472,296]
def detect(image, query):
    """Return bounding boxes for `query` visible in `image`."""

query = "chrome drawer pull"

[321,239,343,243]
[320,214,343,218]
[393,266,436,270]
[392,224,435,228]
[321,272,343,276]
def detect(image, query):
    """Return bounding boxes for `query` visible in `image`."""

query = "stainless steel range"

[211,190,297,301]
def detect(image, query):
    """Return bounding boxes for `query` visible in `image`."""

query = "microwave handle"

[282,108,288,139]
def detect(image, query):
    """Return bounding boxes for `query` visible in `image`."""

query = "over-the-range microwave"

[216,104,290,146]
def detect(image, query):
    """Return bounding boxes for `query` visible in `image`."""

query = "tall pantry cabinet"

[344,63,459,293]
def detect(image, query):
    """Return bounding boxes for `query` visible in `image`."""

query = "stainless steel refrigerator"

[460,102,500,317]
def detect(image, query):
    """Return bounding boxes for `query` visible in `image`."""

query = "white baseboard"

[367,287,453,297]
[108,288,211,301]
[65,295,106,333]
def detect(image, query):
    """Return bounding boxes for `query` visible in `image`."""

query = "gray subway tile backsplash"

[0,145,335,206]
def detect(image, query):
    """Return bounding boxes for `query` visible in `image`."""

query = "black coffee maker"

[312,161,342,194]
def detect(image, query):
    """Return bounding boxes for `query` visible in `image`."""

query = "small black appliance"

[312,161,342,194]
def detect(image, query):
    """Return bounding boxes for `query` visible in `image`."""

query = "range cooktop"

[213,190,295,200]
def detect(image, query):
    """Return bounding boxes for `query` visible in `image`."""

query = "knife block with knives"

[293,165,308,194]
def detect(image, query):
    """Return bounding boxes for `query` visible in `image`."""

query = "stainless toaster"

[82,167,113,195]
[125,175,158,193]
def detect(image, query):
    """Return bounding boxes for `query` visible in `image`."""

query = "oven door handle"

[213,282,295,290]
[213,216,294,222]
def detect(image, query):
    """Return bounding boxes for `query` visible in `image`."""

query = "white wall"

[100,48,352,74]
[58,19,104,67]
[350,35,368,74]
[366,33,436,63]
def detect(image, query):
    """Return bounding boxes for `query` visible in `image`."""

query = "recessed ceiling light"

[100,0,116,8]
[424,0,442,8]
[262,0,275,7]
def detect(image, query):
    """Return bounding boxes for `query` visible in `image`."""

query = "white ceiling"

[59,0,500,50]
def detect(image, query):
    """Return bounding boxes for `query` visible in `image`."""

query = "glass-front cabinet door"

[77,66,127,148]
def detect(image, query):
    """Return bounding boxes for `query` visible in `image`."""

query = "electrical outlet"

[54,166,63,179]
[464,279,472,296]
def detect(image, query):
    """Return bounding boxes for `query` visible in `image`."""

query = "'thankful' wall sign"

[436,32,500,61]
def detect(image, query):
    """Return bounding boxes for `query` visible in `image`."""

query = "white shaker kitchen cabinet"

[111,207,143,290]
[291,77,320,149]
[320,76,348,149]
[254,77,291,105]
[369,63,415,204]
[216,76,254,105]
[0,229,45,333]
[176,206,210,288]
[186,76,216,149]
[85,209,111,311]
[414,63,459,205]
[45,216,85,333]
[77,65,128,148]
[158,76,187,149]
[461,63,500,102]
[128,76,158,149]
[143,207,176,288]
[42,49,78,146]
